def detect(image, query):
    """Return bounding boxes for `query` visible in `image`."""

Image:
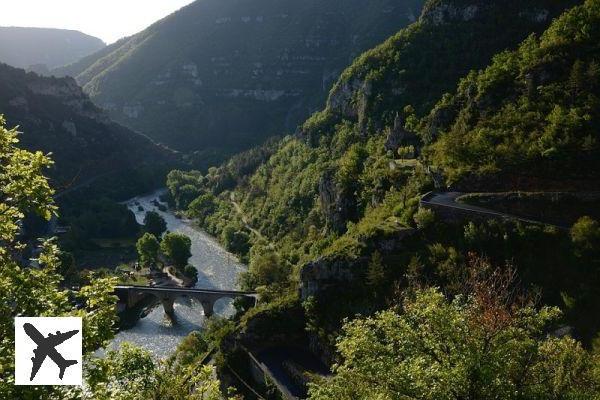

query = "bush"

[571,216,600,254]
[413,207,435,229]
[136,233,160,267]
[183,265,198,283]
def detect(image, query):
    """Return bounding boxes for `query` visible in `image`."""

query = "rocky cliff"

[52,0,425,156]
[0,63,175,193]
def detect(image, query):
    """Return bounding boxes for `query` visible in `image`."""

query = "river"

[105,190,247,359]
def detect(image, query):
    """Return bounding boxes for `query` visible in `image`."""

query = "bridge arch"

[114,285,257,319]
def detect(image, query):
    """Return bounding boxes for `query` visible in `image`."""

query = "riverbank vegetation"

[0,118,226,399]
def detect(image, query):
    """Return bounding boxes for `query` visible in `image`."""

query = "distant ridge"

[0,26,105,72]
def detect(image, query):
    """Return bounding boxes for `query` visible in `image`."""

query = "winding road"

[421,192,569,230]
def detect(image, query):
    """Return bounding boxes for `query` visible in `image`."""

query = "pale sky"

[0,0,196,44]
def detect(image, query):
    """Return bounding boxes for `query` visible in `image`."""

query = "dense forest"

[164,0,600,397]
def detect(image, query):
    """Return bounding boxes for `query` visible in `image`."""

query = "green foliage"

[143,211,166,238]
[366,251,385,287]
[164,0,577,294]
[309,288,600,400]
[425,0,600,187]
[0,63,174,202]
[183,264,198,283]
[330,0,577,130]
[162,2,600,380]
[136,233,160,267]
[160,232,192,268]
[188,193,217,223]
[240,251,288,291]
[221,225,250,257]
[413,207,435,229]
[85,343,230,400]
[571,216,600,255]
[66,197,139,242]
[0,117,118,399]
[167,170,203,209]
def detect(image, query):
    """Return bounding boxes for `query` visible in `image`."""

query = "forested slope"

[0,63,175,196]
[164,0,600,365]
[52,0,425,156]
[424,1,600,190]
[167,0,578,264]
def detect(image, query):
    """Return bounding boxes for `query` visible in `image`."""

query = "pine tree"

[367,251,385,288]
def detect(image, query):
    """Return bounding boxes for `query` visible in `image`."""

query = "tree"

[221,225,250,256]
[0,117,118,398]
[569,59,586,100]
[413,207,435,229]
[160,232,192,268]
[571,216,600,255]
[241,251,287,290]
[136,233,160,267]
[188,193,216,221]
[309,287,600,400]
[184,265,199,284]
[85,342,232,400]
[366,251,385,288]
[143,211,167,238]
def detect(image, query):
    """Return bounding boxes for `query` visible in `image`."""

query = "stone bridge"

[115,285,257,317]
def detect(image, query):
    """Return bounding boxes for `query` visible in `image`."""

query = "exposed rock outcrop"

[318,170,357,234]
[51,0,424,153]
[384,113,419,152]
[421,3,480,25]
[300,226,416,300]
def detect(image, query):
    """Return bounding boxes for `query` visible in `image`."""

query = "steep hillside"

[325,0,580,135]
[53,0,424,154]
[0,63,175,196]
[164,0,600,364]
[424,1,600,190]
[0,27,105,72]
[166,0,578,260]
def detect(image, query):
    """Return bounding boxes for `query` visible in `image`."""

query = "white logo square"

[14,317,83,386]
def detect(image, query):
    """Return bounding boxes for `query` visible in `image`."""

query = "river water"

[105,190,247,359]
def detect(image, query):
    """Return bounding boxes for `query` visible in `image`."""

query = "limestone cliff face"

[420,1,482,25]
[25,75,109,122]
[318,170,357,234]
[299,227,416,300]
[53,0,425,154]
[0,63,174,189]
[300,256,360,300]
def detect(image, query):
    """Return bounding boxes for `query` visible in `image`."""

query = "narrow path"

[229,193,267,241]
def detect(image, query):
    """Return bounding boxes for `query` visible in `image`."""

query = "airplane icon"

[23,322,79,381]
